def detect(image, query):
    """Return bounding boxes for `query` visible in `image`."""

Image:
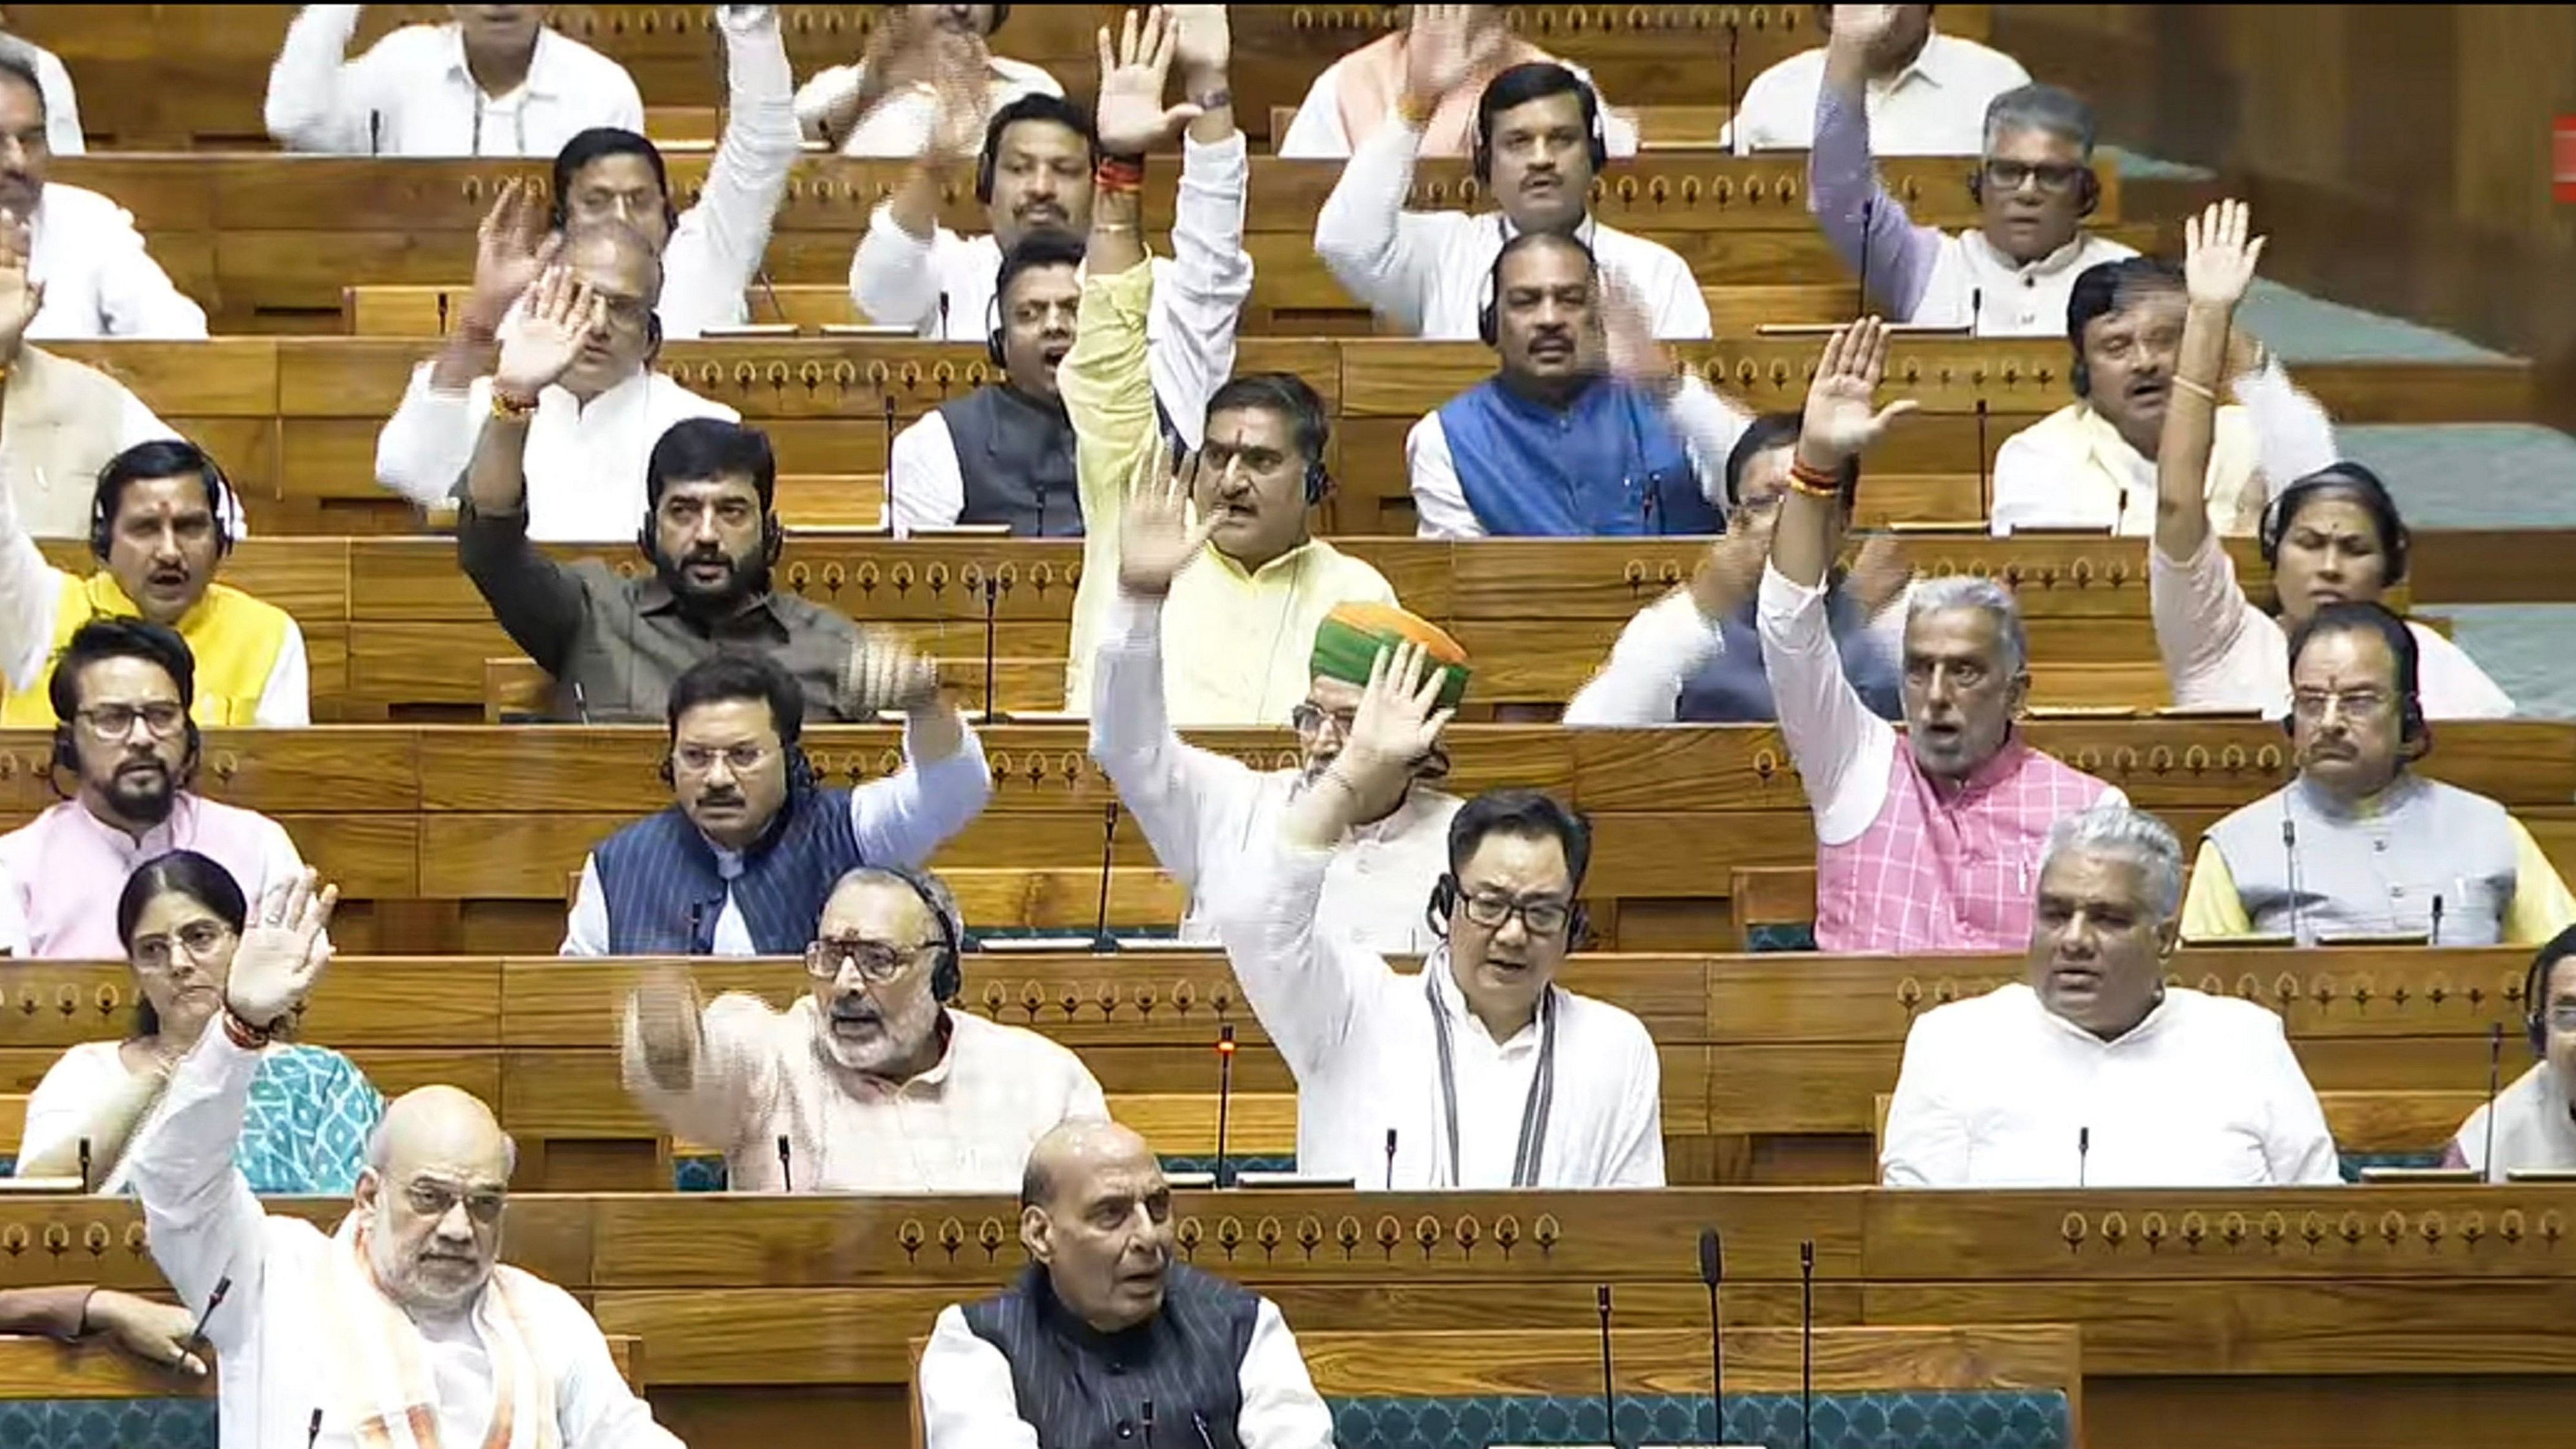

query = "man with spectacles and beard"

[1212,643,1663,1190]
[563,651,990,957]
[0,620,306,958]
[623,864,1103,1192]
[1808,7,2132,336]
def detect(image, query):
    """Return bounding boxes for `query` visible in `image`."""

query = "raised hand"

[468,177,561,335]
[1092,7,1204,156]
[1825,5,1903,56]
[1117,438,1220,598]
[1600,276,1673,388]
[0,212,45,364]
[1687,525,1769,621]
[2183,198,2265,311]
[225,870,338,1031]
[1402,4,1509,110]
[843,629,943,715]
[1167,3,1231,85]
[1333,641,1458,794]
[1798,317,1918,465]
[919,30,994,164]
[493,266,605,402]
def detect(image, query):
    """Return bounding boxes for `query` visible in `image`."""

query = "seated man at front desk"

[1882,805,2341,1188]
[131,871,683,1448]
[564,649,991,955]
[1214,643,1664,1189]
[2180,602,2576,946]
[2450,927,2576,1180]
[623,864,1103,1191]
[919,1119,1336,1449]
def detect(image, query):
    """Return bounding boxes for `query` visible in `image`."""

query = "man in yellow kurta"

[1057,8,1395,727]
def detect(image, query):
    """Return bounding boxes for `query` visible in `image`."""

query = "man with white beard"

[621,864,1106,1192]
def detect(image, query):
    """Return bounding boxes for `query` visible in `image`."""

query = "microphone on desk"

[1142,1397,1156,1448]
[2281,812,2309,946]
[882,393,902,537]
[1213,1024,1238,1188]
[1384,1129,1398,1191]
[1595,1283,1620,1449]
[368,110,382,156]
[2077,1126,2090,1189]
[686,902,709,954]
[1975,397,1992,519]
[1798,1241,1816,1449]
[1698,1227,1725,1441]
[77,1137,90,1194]
[1855,200,1873,319]
[436,289,451,337]
[1969,284,1983,338]
[1192,1411,1219,1449]
[776,1134,795,1193]
[980,572,1004,725]
[187,1275,233,1354]
[2430,892,2445,947]
[1725,22,1740,135]
[937,291,952,339]
[1090,801,1121,951]
[2481,1021,2504,1183]
[306,1408,323,1449]
[754,267,788,324]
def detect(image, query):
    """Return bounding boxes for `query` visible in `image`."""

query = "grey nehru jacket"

[456,499,864,723]
[2205,772,2520,944]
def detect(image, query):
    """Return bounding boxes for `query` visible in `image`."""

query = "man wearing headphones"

[2448,928,2576,1180]
[622,862,1103,1192]
[885,231,1086,535]
[565,649,992,957]
[1809,6,2132,335]
[1061,8,1395,726]
[1313,22,1707,342]
[1989,255,2339,537]
[1211,641,1665,1190]
[0,620,307,958]
[1407,230,1752,537]
[0,439,305,726]
[2151,200,2513,718]
[849,5,1247,451]
[2181,601,2575,946]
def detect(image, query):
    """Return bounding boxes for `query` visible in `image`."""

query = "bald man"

[919,1120,1336,1449]
[127,871,681,1449]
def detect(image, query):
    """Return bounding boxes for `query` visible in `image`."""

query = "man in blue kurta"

[563,646,992,955]
[1405,229,1750,537]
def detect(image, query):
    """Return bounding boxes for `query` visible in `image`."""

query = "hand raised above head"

[469,176,560,335]
[1402,5,1510,111]
[1118,437,1220,598]
[844,628,943,715]
[1092,7,1204,157]
[225,869,340,1030]
[1797,316,1917,466]
[2183,198,2266,311]
[1333,641,1458,792]
[493,266,607,402]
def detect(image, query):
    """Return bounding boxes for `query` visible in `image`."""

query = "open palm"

[226,871,338,1028]
[1340,642,1456,786]
[495,266,603,399]
[1093,7,1203,156]
[1799,317,1916,463]
[470,178,559,331]
[2183,198,2265,309]
[1404,5,1508,105]
[1118,440,1218,597]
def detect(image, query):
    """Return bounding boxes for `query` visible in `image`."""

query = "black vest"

[937,384,1083,537]
[962,1263,1260,1449]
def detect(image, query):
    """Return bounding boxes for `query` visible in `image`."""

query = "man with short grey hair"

[1806,6,2134,335]
[1881,804,2342,1187]
[1758,318,2119,953]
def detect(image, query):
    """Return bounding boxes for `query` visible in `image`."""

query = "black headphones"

[1422,872,1590,951]
[2525,949,2562,1058]
[92,447,237,564]
[636,499,783,582]
[1476,228,1601,349]
[2258,464,2411,583]
[867,863,966,1003]
[1470,67,1609,187]
[2277,601,2427,755]
[985,290,1007,371]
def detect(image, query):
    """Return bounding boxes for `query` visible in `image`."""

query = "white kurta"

[2453,1062,2576,1182]
[263,6,643,156]
[127,1028,678,1449]
[1881,983,2341,1188]
[1725,30,2032,155]
[1214,839,1665,1189]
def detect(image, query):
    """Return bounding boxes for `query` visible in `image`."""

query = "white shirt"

[1314,116,1710,340]
[2453,1063,2576,1182]
[656,7,804,341]
[1989,360,2339,536]
[1406,375,1750,538]
[1755,563,2126,845]
[23,183,209,340]
[2,351,182,537]
[1916,229,2138,337]
[0,36,85,154]
[562,711,995,955]
[1881,982,2342,1187]
[795,56,1061,157]
[374,365,738,541]
[1277,54,1637,160]
[623,999,1105,1192]
[264,5,644,156]
[1214,840,1664,1189]
[851,131,1252,452]
[1726,30,2032,154]
[885,409,971,536]
[920,1295,1335,1449]
[129,1030,679,1449]
[1089,590,1458,957]
[2148,530,2516,720]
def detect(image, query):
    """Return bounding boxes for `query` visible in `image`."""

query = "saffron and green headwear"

[1308,602,1471,709]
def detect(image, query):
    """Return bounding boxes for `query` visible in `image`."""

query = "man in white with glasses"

[621,863,1103,1193]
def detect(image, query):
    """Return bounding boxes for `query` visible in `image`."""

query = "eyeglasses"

[2290,687,2393,723]
[1290,702,1355,738]
[2544,1004,2576,1033]
[132,920,233,973]
[804,937,940,982]
[672,743,774,775]
[76,702,185,741]
[404,1178,506,1225]
[1458,891,1571,936]
[1980,159,2087,194]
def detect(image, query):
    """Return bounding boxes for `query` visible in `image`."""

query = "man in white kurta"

[1726,7,2030,154]
[1212,643,1663,1189]
[2451,930,2576,1180]
[130,875,678,1449]
[1881,805,2341,1188]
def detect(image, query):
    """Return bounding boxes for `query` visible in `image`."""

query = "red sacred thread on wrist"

[1786,456,1844,499]
[1094,156,1145,194]
[220,1010,271,1050]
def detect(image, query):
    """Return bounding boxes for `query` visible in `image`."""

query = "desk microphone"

[2430,893,2444,947]
[1855,200,1873,318]
[882,393,900,534]
[368,110,382,155]
[1968,284,1983,338]
[1595,1283,1619,1449]
[1192,1412,1218,1449]
[937,290,951,339]
[2281,812,2309,946]
[1090,801,1121,951]
[1213,1024,1238,1188]
[187,1275,233,1353]
[1141,1398,1156,1448]
[77,1137,90,1194]
[753,266,787,324]
[1725,22,1740,130]
[2480,1021,2504,1182]
[1384,1129,1398,1191]
[1975,397,1991,519]
[775,1134,795,1192]
[1798,1242,1816,1449]
[2077,1127,2091,1188]
[1697,1227,1725,1441]
[980,573,1003,724]
[436,290,450,337]
[306,1408,322,1449]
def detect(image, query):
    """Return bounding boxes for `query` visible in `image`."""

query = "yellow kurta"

[1,572,293,727]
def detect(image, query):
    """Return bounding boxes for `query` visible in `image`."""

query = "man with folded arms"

[1214,643,1663,1189]
[132,870,680,1447]
[1094,459,1467,955]
[1882,805,2340,1187]
[624,864,1103,1191]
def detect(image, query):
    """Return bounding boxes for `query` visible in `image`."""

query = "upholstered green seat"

[0,1399,216,1449]
[1744,923,1818,954]
[2340,1149,2445,1183]
[1325,1390,2073,1449]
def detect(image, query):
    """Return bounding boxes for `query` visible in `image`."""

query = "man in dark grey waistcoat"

[917,1120,1335,1449]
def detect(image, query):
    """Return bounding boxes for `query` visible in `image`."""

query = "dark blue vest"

[1678,585,1904,724]
[1439,375,1720,536]
[962,1262,1259,1449]
[935,385,1084,537]
[594,786,864,954]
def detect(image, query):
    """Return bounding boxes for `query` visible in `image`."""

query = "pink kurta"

[0,795,305,958]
